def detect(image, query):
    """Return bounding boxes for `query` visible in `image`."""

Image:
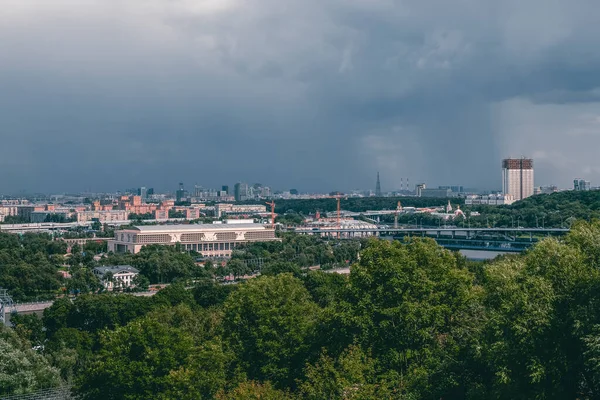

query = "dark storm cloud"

[1,0,600,193]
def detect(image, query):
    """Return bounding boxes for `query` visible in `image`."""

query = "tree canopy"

[4,220,600,399]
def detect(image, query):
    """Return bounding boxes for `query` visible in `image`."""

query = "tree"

[193,279,236,308]
[223,274,320,388]
[478,223,600,399]
[152,283,196,308]
[216,381,292,400]
[43,297,75,337]
[0,324,62,396]
[261,261,301,277]
[67,267,102,295]
[227,259,250,279]
[345,238,481,398]
[132,273,150,291]
[10,313,45,348]
[299,345,394,399]
[75,316,196,399]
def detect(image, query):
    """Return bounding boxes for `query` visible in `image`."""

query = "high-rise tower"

[502,158,534,201]
[375,172,382,197]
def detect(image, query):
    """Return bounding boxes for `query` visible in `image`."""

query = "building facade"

[77,210,129,223]
[93,265,139,290]
[574,179,591,191]
[214,204,267,218]
[502,158,534,201]
[465,194,515,206]
[107,223,279,257]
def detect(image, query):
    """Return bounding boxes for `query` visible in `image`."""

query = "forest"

[3,220,600,398]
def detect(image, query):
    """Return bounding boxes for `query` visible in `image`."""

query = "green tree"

[223,274,320,388]
[193,279,236,308]
[75,316,196,399]
[10,313,45,347]
[346,238,481,398]
[67,267,102,295]
[0,324,62,396]
[216,381,292,400]
[299,345,394,399]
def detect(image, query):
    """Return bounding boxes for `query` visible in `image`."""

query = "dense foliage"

[6,221,600,398]
[383,190,600,228]
[257,196,463,216]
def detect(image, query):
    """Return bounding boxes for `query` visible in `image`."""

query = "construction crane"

[265,201,276,228]
[394,201,402,229]
[330,194,347,235]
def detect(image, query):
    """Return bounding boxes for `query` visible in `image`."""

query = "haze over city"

[2,0,600,193]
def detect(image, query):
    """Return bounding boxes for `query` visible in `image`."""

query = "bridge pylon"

[0,288,15,325]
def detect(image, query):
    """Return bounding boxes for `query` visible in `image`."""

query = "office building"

[234,182,249,201]
[176,183,185,202]
[137,187,147,200]
[502,158,534,201]
[574,179,591,191]
[415,183,426,197]
[107,222,279,257]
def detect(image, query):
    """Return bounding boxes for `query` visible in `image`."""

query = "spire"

[375,172,382,197]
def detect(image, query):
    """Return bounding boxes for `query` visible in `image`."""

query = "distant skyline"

[2,1,600,193]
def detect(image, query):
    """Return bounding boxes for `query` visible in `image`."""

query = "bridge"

[1,291,157,325]
[292,227,570,252]
[0,218,189,234]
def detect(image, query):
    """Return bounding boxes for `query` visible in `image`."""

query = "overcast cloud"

[1,0,600,193]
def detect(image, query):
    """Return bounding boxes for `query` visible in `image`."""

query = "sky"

[1,0,600,194]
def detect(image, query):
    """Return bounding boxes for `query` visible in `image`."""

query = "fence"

[0,387,72,400]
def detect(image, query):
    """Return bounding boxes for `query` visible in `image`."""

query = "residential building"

[415,183,426,197]
[502,158,534,201]
[93,265,139,290]
[77,210,129,223]
[574,179,591,191]
[107,223,279,257]
[465,194,515,206]
[214,203,267,218]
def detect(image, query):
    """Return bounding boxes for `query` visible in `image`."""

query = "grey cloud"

[1,0,600,193]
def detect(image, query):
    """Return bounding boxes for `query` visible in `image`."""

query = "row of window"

[181,242,237,251]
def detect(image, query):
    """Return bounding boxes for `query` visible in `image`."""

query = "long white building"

[107,223,279,257]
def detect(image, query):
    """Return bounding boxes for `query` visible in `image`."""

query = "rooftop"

[94,265,139,275]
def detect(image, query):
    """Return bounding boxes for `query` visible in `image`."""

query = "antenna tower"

[375,172,382,197]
